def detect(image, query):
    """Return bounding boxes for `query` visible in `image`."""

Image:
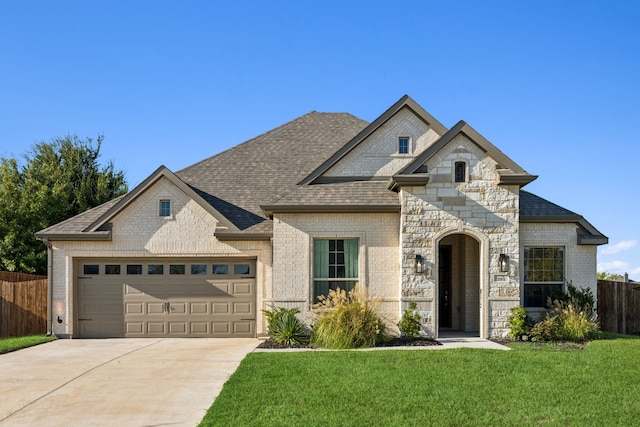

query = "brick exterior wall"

[271,212,400,326]
[324,108,441,177]
[520,222,597,317]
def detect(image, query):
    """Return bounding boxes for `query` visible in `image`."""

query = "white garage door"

[77,259,256,338]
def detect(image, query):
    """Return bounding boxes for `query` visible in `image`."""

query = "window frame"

[522,246,565,307]
[398,136,410,155]
[454,161,466,183]
[159,199,172,218]
[312,238,360,304]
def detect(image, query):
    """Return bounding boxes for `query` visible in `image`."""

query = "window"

[398,137,409,154]
[523,247,564,307]
[313,239,359,302]
[148,264,164,275]
[83,264,99,275]
[191,264,207,275]
[234,264,251,275]
[454,161,466,182]
[170,264,185,275]
[127,264,143,275]
[212,264,229,275]
[159,199,171,217]
[105,265,121,275]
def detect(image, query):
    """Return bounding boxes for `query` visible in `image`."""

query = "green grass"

[0,334,55,354]
[200,335,640,426]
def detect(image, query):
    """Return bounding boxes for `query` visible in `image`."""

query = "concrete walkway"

[0,338,259,426]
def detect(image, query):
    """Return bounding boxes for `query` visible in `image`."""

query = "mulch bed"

[257,337,441,350]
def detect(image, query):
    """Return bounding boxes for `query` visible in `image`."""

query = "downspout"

[42,237,53,336]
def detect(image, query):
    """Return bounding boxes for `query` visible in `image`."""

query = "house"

[36,95,607,339]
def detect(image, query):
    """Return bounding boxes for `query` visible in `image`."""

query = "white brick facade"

[271,212,400,325]
[50,177,272,336]
[325,109,441,177]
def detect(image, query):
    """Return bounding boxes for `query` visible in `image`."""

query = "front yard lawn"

[0,335,55,354]
[200,335,640,426]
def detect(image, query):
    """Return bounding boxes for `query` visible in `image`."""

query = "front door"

[439,246,452,328]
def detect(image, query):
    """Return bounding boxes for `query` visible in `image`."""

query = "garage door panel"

[126,323,143,334]
[124,285,143,295]
[212,322,230,334]
[234,321,253,335]
[190,302,209,314]
[212,303,229,314]
[233,302,252,315]
[233,282,252,295]
[169,322,187,334]
[190,322,209,334]
[169,303,186,314]
[78,258,256,338]
[147,322,165,334]
[210,283,230,295]
[125,303,143,314]
[147,302,165,314]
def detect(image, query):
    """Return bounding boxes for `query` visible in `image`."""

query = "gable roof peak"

[299,94,448,185]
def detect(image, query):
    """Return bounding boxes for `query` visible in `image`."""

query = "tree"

[0,135,128,274]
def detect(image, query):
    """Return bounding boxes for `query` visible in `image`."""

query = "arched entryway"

[437,233,481,337]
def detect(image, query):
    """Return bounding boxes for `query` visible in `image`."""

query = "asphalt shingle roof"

[266,180,399,209]
[176,111,368,229]
[36,108,604,243]
[519,190,579,218]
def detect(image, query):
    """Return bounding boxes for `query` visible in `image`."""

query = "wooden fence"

[0,271,48,338]
[597,279,640,335]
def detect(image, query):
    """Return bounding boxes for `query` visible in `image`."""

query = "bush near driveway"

[200,335,640,426]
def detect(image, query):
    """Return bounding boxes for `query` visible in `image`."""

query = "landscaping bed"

[257,336,441,349]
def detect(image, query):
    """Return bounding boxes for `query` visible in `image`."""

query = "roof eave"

[35,230,112,241]
[387,174,430,191]
[262,204,401,215]
[214,231,273,241]
[497,172,538,187]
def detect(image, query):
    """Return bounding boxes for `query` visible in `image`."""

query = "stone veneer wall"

[400,134,521,338]
[49,177,272,337]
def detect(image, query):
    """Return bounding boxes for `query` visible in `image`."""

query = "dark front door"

[439,246,452,328]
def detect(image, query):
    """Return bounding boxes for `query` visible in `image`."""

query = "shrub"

[558,304,599,342]
[311,285,388,349]
[549,281,595,316]
[398,302,422,339]
[506,305,534,340]
[530,300,600,343]
[261,306,310,346]
[530,315,561,342]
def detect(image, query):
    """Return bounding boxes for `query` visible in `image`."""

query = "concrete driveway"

[0,338,259,426]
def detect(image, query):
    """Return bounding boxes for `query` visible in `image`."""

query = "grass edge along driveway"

[200,335,640,426]
[0,335,55,354]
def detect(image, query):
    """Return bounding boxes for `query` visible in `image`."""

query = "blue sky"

[1,1,639,278]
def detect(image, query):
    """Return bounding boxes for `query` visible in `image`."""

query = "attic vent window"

[454,162,466,182]
[398,137,409,154]
[159,199,171,217]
